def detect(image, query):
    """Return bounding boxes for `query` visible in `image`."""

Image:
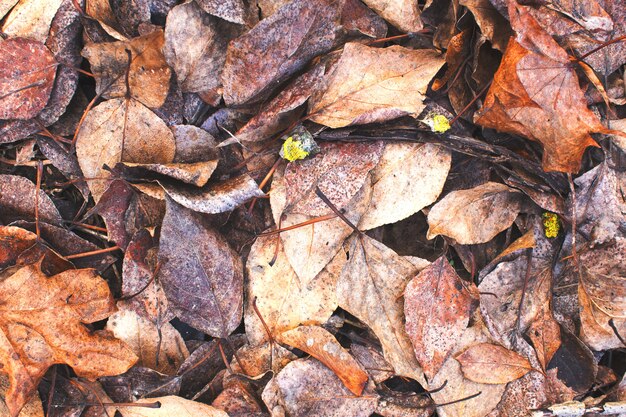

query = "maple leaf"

[0,264,137,417]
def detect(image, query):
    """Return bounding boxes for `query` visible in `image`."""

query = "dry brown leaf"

[351,344,394,384]
[262,358,378,417]
[459,0,511,51]
[0,225,71,275]
[161,174,264,214]
[158,196,243,338]
[82,29,171,108]
[309,43,444,128]
[119,160,218,187]
[429,322,506,417]
[361,0,422,32]
[244,232,340,346]
[474,3,606,172]
[164,1,238,94]
[358,143,451,230]
[527,306,561,371]
[485,371,549,417]
[456,343,533,384]
[337,234,426,384]
[106,307,189,375]
[0,0,62,41]
[0,264,137,417]
[117,395,228,417]
[195,0,246,24]
[0,375,43,417]
[427,182,523,244]
[170,125,219,163]
[0,175,62,226]
[404,256,479,380]
[0,38,57,120]
[75,97,176,202]
[277,326,369,396]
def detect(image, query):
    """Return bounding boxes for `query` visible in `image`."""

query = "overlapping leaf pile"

[1,0,625,416]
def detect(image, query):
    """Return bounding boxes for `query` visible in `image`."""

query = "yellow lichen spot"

[281,136,309,162]
[542,212,560,238]
[431,114,451,133]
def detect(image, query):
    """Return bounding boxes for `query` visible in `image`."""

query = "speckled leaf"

[427,182,523,244]
[0,175,62,226]
[361,0,422,32]
[277,326,369,396]
[527,306,561,370]
[118,160,218,187]
[0,38,56,120]
[158,196,243,338]
[404,256,478,380]
[456,343,533,384]
[0,0,62,42]
[308,43,444,128]
[195,0,246,24]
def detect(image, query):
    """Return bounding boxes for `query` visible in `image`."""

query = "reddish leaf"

[158,196,243,338]
[404,256,478,380]
[527,306,561,371]
[455,343,533,384]
[0,38,56,120]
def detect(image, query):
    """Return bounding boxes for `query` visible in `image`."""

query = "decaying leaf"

[106,307,188,375]
[277,325,369,396]
[427,182,523,244]
[337,234,427,384]
[309,42,444,128]
[0,374,43,417]
[404,256,479,380]
[0,264,137,417]
[527,306,561,370]
[245,233,339,345]
[0,175,62,226]
[361,0,422,33]
[75,98,176,202]
[358,143,451,230]
[0,38,57,120]
[117,395,228,417]
[82,29,171,108]
[456,343,533,384]
[195,0,246,24]
[262,358,378,417]
[474,3,606,172]
[158,196,243,338]
[0,0,62,42]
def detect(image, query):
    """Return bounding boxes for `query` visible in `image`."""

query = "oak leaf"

[0,264,137,417]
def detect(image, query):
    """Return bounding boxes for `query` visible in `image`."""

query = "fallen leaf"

[460,0,511,51]
[82,29,171,108]
[244,232,340,345]
[0,38,57,120]
[351,343,394,384]
[427,182,523,244]
[456,343,533,384]
[222,0,349,105]
[0,264,137,417]
[404,256,479,380]
[0,375,43,417]
[158,196,243,338]
[228,342,296,379]
[281,141,383,217]
[0,174,62,226]
[117,395,228,417]
[277,325,369,396]
[0,0,63,42]
[527,306,561,371]
[161,174,264,214]
[106,307,188,375]
[308,43,444,128]
[485,371,549,417]
[118,160,218,187]
[212,384,264,416]
[336,234,426,384]
[100,367,181,403]
[262,358,378,417]
[164,1,239,94]
[75,97,176,202]
[358,143,451,230]
[361,0,422,32]
[36,136,90,199]
[0,226,69,274]
[195,0,246,24]
[170,125,219,163]
[547,325,597,393]
[474,3,606,172]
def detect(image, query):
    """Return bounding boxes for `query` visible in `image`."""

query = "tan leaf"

[1,0,63,42]
[0,375,43,417]
[309,43,444,128]
[0,264,137,417]
[427,182,523,244]
[277,326,369,396]
[262,358,378,417]
[244,233,340,346]
[358,143,451,230]
[117,396,228,417]
[75,98,176,202]
[0,38,57,120]
[361,0,422,32]
[119,160,218,187]
[474,3,606,172]
[527,306,561,370]
[455,343,533,384]
[404,256,478,380]
[106,307,189,375]
[336,234,426,384]
[82,30,171,108]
